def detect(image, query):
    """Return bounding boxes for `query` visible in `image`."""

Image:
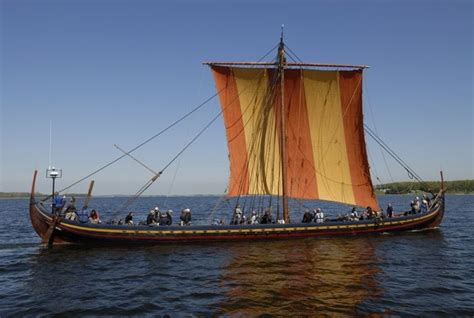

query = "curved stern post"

[434,170,446,228]
[29,170,50,240]
[440,170,445,192]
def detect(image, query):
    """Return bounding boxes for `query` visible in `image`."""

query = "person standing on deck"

[387,203,394,218]
[52,192,64,214]
[231,204,243,225]
[165,210,173,226]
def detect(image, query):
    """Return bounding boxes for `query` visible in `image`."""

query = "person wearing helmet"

[180,208,192,226]
[153,207,160,220]
[147,209,157,225]
[158,210,172,226]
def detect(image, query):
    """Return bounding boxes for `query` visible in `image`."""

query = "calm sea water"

[0,195,473,316]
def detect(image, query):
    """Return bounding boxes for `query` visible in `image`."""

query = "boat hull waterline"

[29,171,445,245]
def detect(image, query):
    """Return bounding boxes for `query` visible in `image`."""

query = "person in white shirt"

[315,208,324,223]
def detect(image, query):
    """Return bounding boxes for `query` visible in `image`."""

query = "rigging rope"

[55,90,222,196]
[111,105,227,216]
[160,109,224,174]
[110,174,160,219]
[111,42,284,214]
[363,125,434,195]
[208,187,229,223]
[365,86,395,183]
[161,138,185,208]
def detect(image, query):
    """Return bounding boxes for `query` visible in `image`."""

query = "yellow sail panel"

[303,70,356,206]
[233,68,282,195]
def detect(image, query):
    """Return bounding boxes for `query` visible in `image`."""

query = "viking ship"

[29,32,445,246]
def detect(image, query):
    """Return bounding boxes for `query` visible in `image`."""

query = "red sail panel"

[283,69,319,199]
[339,71,379,209]
[212,66,249,195]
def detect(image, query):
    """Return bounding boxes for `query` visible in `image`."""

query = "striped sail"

[212,66,379,209]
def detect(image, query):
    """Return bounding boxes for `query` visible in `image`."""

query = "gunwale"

[29,171,445,245]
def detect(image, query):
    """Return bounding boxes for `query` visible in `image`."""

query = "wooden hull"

[29,171,445,246]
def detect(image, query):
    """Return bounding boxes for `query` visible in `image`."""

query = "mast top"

[280,24,284,44]
[279,24,285,59]
[205,25,369,70]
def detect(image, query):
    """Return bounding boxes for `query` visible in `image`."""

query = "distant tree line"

[0,192,34,198]
[0,192,86,198]
[375,180,474,194]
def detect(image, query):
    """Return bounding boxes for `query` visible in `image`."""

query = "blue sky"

[1,0,472,195]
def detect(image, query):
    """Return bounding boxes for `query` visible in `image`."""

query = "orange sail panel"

[211,66,379,209]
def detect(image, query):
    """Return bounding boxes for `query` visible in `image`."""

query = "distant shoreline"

[1,192,472,199]
[375,180,474,195]
[0,193,222,199]
[375,191,473,196]
[3,180,473,198]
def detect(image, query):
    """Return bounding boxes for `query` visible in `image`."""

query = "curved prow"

[30,170,50,241]
[426,187,445,229]
[431,170,446,228]
[30,170,38,205]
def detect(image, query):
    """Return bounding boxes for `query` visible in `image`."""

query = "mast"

[278,26,289,223]
[210,31,380,211]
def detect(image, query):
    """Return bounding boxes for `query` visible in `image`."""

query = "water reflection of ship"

[218,238,382,316]
[21,229,448,315]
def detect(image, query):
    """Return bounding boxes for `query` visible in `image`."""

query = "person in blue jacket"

[52,192,65,214]
[77,208,90,223]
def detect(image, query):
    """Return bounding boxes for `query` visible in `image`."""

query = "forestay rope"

[94,43,281,217]
[363,125,434,195]
[52,91,223,197]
